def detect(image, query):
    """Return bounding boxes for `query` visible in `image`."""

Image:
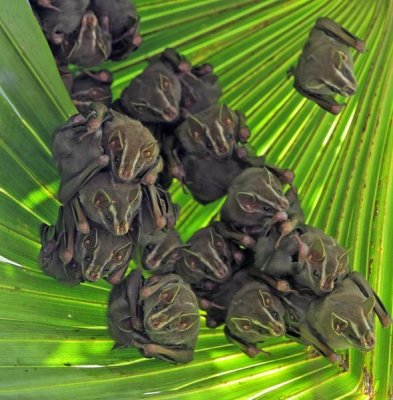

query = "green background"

[0,0,392,398]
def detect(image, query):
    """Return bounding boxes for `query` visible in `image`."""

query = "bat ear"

[176,313,199,331]
[259,290,272,307]
[188,116,204,143]
[118,316,133,333]
[159,285,180,304]
[93,189,111,208]
[142,141,157,161]
[108,129,123,151]
[363,296,376,318]
[309,238,326,262]
[236,192,258,213]
[332,50,348,68]
[304,79,326,91]
[219,104,234,127]
[230,317,252,333]
[331,312,348,335]
[337,249,350,272]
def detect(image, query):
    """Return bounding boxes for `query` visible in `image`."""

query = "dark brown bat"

[74,224,136,283]
[52,103,109,204]
[298,273,391,364]
[31,0,89,45]
[290,17,365,114]
[77,171,142,236]
[108,270,200,363]
[119,60,182,124]
[91,0,142,60]
[71,70,113,114]
[225,280,286,357]
[56,10,112,68]
[140,228,184,274]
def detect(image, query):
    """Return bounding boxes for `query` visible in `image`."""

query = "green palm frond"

[0,1,392,399]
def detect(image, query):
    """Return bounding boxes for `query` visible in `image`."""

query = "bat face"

[60,11,112,67]
[226,282,285,345]
[176,104,245,159]
[141,228,183,273]
[295,226,350,295]
[142,275,200,347]
[120,62,181,123]
[177,227,232,284]
[75,226,134,282]
[102,110,159,182]
[222,167,289,228]
[329,304,375,351]
[78,172,142,236]
[34,0,90,45]
[71,70,113,113]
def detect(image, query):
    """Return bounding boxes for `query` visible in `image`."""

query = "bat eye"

[312,269,321,278]
[103,266,110,273]
[113,253,123,262]
[114,155,120,166]
[227,133,233,140]
[326,83,341,94]
[152,305,160,313]
[164,324,172,331]
[143,149,153,160]
[206,142,213,149]
[84,256,91,263]
[263,205,272,212]
[272,311,279,320]
[105,214,111,222]
[145,244,154,252]
[109,137,122,150]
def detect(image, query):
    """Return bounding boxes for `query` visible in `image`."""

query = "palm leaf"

[0,0,392,399]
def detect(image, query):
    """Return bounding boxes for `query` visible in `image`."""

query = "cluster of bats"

[30,0,141,68]
[33,0,391,366]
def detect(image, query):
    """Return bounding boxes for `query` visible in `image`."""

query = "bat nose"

[363,331,375,348]
[86,265,101,281]
[83,11,98,27]
[116,221,129,235]
[118,167,133,181]
[269,321,285,336]
[213,261,230,280]
[163,107,178,121]
[320,275,335,292]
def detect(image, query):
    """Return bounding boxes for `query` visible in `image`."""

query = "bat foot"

[155,215,167,230]
[206,318,219,328]
[60,250,73,265]
[328,103,345,115]
[240,235,255,248]
[245,346,261,358]
[239,127,250,141]
[171,164,185,180]
[142,173,157,186]
[381,314,392,328]
[327,352,340,364]
[236,147,248,159]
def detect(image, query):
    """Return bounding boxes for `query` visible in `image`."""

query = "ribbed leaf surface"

[0,1,392,399]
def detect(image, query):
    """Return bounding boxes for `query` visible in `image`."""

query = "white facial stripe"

[212,120,228,154]
[157,88,172,109]
[109,203,118,227]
